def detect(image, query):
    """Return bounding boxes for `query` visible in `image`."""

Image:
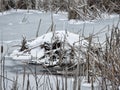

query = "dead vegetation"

[0,0,15,11]
[20,36,28,52]
[79,20,120,89]
[0,0,119,20]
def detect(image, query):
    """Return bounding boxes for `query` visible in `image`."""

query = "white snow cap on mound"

[10,30,88,66]
[29,30,86,47]
[11,30,87,59]
[29,30,87,58]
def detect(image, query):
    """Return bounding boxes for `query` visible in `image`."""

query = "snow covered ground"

[0,9,120,90]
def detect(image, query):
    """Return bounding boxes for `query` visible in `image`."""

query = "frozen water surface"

[0,9,119,42]
[0,9,120,90]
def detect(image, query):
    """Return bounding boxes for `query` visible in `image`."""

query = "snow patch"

[68,19,94,25]
[59,18,68,21]
[53,13,59,16]
[101,13,119,19]
[81,83,100,90]
[8,23,13,26]
[29,31,86,47]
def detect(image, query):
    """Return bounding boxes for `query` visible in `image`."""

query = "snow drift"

[10,30,88,67]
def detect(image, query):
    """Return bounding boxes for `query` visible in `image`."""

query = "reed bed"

[0,0,119,20]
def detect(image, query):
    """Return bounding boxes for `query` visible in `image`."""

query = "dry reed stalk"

[26,74,30,90]
[0,45,3,90]
[86,35,93,83]
[11,72,18,90]
[55,76,60,90]
[36,19,41,38]
[22,66,26,90]
[34,66,39,90]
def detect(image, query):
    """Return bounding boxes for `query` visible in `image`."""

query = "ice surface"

[0,9,120,90]
[0,9,119,42]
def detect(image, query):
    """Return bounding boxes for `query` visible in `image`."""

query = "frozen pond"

[0,9,120,90]
[0,9,119,42]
